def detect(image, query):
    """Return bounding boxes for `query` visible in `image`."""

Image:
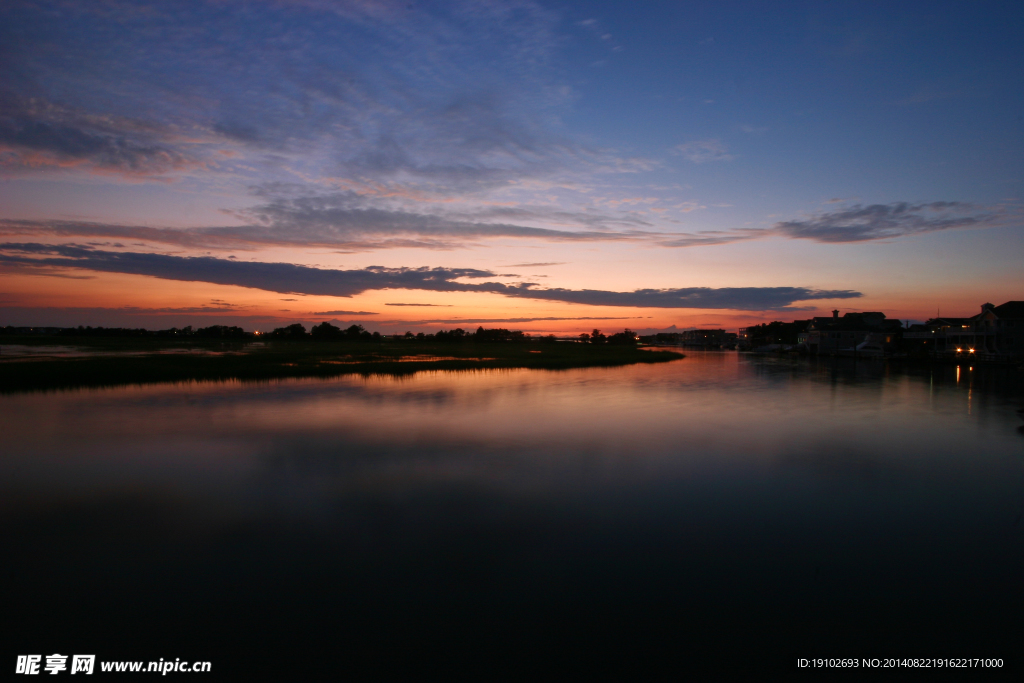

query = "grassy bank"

[0,336,684,393]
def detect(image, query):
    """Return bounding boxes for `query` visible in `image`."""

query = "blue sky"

[1,0,1021,332]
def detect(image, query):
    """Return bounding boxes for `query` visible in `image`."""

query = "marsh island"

[0,326,683,393]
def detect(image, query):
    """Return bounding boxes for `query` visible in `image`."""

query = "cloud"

[0,194,661,252]
[5,198,1000,256]
[385,303,453,307]
[0,243,498,297]
[0,259,99,279]
[124,306,245,314]
[656,229,763,248]
[505,262,565,267]
[2,0,647,193]
[0,3,669,249]
[500,286,860,310]
[652,201,1003,248]
[235,193,657,247]
[1,243,862,311]
[674,140,735,163]
[896,88,963,106]
[0,305,321,331]
[772,202,997,243]
[0,218,250,250]
[402,317,638,324]
[312,310,378,316]
[0,95,195,177]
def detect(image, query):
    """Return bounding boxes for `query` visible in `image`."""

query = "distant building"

[740,320,809,349]
[681,329,727,347]
[943,302,1024,358]
[902,317,974,354]
[2,327,66,335]
[802,310,902,355]
[901,302,1023,358]
[737,327,752,348]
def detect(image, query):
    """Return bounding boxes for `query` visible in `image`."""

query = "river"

[3,351,1022,676]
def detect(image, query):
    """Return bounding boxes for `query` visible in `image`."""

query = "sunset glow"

[2,1,1021,334]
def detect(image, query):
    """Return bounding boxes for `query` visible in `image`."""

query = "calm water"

[3,352,1023,676]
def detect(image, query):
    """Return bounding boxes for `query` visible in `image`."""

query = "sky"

[2,0,1022,335]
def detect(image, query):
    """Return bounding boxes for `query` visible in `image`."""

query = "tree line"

[3,323,641,345]
[577,329,639,345]
[1,324,249,339]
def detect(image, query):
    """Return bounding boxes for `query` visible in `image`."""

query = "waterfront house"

[902,317,974,354]
[802,310,902,356]
[943,301,1024,358]
[681,329,727,347]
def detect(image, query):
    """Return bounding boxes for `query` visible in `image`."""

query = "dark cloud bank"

[1,243,860,311]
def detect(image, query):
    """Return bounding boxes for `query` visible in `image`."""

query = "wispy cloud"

[0,195,660,252]
[235,192,657,247]
[0,305,331,331]
[896,87,964,106]
[0,95,196,177]
[656,229,763,248]
[674,140,736,164]
[1,243,861,311]
[773,202,998,242]
[3,199,1003,255]
[1,0,643,193]
[575,16,624,53]
[312,310,378,316]
[400,317,637,324]
[503,286,859,310]
[124,306,245,314]
[651,201,1003,248]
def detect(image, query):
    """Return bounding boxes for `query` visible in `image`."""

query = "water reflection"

[2,352,1023,676]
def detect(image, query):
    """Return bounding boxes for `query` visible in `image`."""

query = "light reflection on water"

[3,351,1023,675]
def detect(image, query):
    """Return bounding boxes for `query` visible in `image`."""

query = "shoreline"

[0,337,684,394]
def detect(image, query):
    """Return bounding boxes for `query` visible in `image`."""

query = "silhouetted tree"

[270,323,308,339]
[311,322,340,338]
[474,327,527,343]
[746,321,807,347]
[607,329,638,345]
[196,325,247,338]
[435,328,468,342]
[342,324,372,340]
